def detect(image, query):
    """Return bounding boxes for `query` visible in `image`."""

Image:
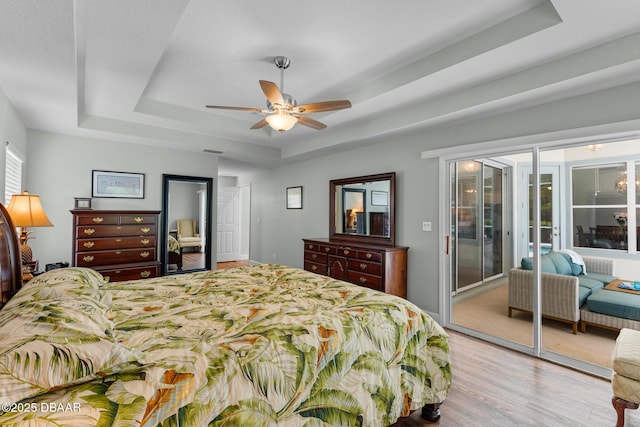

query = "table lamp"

[6,190,53,265]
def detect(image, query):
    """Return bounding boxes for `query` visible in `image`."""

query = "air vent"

[202,149,224,154]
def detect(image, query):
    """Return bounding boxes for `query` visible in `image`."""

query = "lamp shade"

[265,111,298,132]
[7,191,53,228]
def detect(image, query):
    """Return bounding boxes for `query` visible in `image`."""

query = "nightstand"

[21,265,42,286]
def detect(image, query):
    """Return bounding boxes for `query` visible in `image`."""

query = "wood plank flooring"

[392,330,638,426]
[216,260,250,269]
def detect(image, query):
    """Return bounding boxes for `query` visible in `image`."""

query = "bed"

[167,234,183,271]
[0,204,451,426]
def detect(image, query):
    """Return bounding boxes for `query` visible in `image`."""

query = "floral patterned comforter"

[0,265,451,426]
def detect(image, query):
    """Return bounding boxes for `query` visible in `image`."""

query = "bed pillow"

[27,266,107,288]
[0,329,145,403]
[0,269,145,403]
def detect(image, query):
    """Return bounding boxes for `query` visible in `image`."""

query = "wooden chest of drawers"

[302,238,408,298]
[71,210,161,282]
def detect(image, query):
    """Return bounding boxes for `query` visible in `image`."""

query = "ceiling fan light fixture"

[265,111,297,132]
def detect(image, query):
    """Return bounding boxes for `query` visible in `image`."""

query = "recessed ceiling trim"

[345,1,561,106]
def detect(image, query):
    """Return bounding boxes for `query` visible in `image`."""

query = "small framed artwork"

[286,186,303,209]
[74,197,92,210]
[92,170,145,199]
[371,190,388,206]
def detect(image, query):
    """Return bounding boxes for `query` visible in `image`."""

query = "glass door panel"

[528,173,554,255]
[450,155,531,350]
[455,160,482,291]
[483,164,503,279]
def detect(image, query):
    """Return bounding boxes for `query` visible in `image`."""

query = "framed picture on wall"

[371,190,388,206]
[286,186,303,209]
[92,170,145,199]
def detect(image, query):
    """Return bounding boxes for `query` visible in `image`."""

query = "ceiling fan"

[206,56,352,132]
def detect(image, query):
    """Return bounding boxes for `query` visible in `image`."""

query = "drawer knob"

[325,247,330,252]
[134,217,143,223]
[312,254,317,259]
[360,263,367,270]
[83,241,95,249]
[366,253,373,259]
[141,227,150,233]
[311,265,318,271]
[343,250,350,255]
[308,244,314,249]
[141,239,150,245]
[140,271,151,278]
[115,251,121,255]
[83,229,95,235]
[92,217,104,223]
[359,277,367,284]
[140,252,150,258]
[82,256,94,263]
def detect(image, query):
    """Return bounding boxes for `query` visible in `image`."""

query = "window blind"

[5,144,23,205]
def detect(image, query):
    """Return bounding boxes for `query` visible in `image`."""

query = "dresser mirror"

[330,172,395,246]
[161,174,213,275]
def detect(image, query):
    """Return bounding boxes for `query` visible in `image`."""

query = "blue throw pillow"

[520,256,557,274]
[559,253,584,276]
[545,252,573,275]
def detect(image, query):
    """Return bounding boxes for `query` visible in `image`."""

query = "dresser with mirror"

[303,172,409,298]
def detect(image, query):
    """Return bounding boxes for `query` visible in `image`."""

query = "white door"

[520,165,561,258]
[217,187,239,262]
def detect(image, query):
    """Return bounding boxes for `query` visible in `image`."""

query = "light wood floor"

[217,259,250,269]
[169,255,249,271]
[392,330,638,426]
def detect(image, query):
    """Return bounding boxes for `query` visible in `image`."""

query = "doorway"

[446,148,616,377]
[216,183,251,264]
[520,165,561,257]
[217,187,240,263]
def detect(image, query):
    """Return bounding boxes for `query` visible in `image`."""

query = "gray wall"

[25,130,219,269]
[167,181,205,232]
[0,88,28,200]
[240,81,640,315]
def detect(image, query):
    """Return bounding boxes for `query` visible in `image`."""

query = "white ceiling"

[1,0,640,175]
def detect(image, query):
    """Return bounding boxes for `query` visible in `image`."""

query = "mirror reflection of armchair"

[177,219,202,252]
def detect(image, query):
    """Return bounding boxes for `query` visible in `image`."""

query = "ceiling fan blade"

[206,105,264,112]
[250,118,269,129]
[293,100,352,114]
[294,115,327,130]
[259,80,285,107]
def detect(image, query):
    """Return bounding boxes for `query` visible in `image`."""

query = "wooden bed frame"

[0,203,22,307]
[0,204,444,423]
[168,250,183,271]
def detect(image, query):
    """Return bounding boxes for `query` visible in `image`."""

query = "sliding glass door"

[447,145,626,377]
[451,160,505,294]
[449,154,532,350]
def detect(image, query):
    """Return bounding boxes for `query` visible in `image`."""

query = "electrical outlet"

[422,221,432,232]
